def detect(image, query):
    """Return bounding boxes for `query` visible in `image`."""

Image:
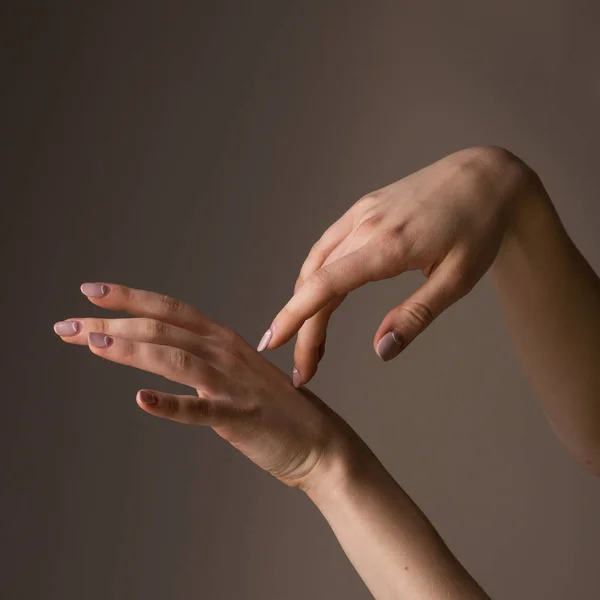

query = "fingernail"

[257,327,273,352]
[80,282,110,297]
[138,391,157,405]
[88,332,114,348]
[292,366,302,388]
[53,320,81,336]
[376,330,403,362]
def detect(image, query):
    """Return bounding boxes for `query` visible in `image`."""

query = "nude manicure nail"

[88,332,114,347]
[80,283,109,297]
[376,330,403,362]
[138,391,157,404]
[257,328,273,352]
[53,320,81,336]
[292,366,302,388]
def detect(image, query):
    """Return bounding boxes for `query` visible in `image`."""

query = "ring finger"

[86,332,223,394]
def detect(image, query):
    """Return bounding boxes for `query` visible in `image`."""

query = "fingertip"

[136,390,159,411]
[294,354,319,385]
[257,327,273,352]
[138,390,158,405]
[53,319,81,337]
[87,332,114,349]
[375,329,403,362]
[292,366,303,388]
[80,282,111,298]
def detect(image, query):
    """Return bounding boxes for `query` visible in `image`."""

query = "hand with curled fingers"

[258,145,531,385]
[53,282,360,492]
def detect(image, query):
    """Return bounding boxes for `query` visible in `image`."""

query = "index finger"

[263,245,376,349]
[79,282,217,336]
[296,211,355,287]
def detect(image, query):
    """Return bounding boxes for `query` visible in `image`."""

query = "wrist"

[460,145,532,205]
[300,420,388,509]
[495,159,557,258]
[459,146,556,260]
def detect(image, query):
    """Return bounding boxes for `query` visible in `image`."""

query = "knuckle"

[86,318,107,333]
[403,301,435,329]
[308,239,322,255]
[356,213,384,236]
[189,399,213,422]
[160,294,182,315]
[387,220,409,239]
[121,339,137,359]
[354,192,380,211]
[170,348,193,372]
[165,395,180,418]
[311,268,332,290]
[213,345,239,371]
[143,318,167,339]
[216,325,239,347]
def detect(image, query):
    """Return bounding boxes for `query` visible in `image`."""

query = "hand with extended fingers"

[53,282,495,599]
[53,282,358,492]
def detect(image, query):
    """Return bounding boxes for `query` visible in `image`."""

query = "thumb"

[374,263,467,361]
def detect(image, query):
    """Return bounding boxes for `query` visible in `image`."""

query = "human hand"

[53,282,357,491]
[259,145,528,385]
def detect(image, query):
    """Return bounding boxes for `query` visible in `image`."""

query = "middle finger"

[54,317,217,361]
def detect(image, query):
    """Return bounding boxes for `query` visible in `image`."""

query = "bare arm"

[307,437,492,600]
[57,282,492,599]
[263,145,600,475]
[491,167,600,474]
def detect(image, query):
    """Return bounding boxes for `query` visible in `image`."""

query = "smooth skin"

[262,145,600,476]
[54,282,491,600]
[53,145,600,598]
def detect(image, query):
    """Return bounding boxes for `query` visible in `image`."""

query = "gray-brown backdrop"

[2,1,599,599]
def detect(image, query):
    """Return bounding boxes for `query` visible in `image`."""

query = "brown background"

[2,1,599,598]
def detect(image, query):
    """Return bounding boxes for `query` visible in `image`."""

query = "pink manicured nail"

[292,366,302,388]
[138,391,157,405]
[53,320,81,336]
[376,330,403,362]
[88,332,113,348]
[257,328,273,352]
[80,283,110,297]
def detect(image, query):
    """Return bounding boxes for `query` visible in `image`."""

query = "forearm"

[491,164,600,474]
[304,438,491,600]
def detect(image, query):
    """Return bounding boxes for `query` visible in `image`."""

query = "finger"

[291,231,358,383]
[373,260,468,361]
[54,317,215,359]
[263,244,378,349]
[86,332,222,393]
[292,295,345,386]
[136,389,234,427]
[296,212,355,288]
[79,282,216,336]
[290,231,356,384]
